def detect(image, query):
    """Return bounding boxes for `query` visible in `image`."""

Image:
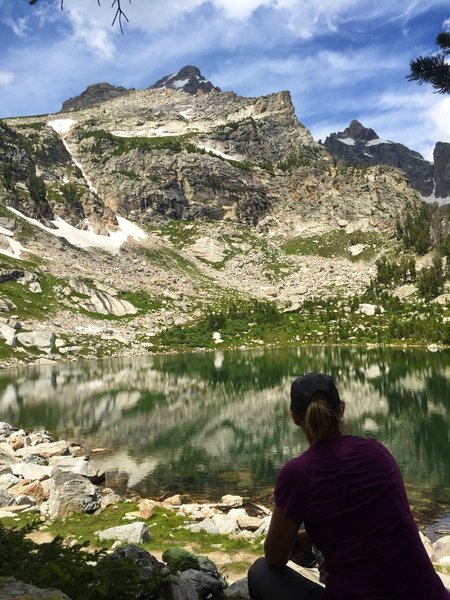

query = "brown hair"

[303,391,341,442]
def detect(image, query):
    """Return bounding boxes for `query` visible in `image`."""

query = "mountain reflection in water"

[0,346,449,521]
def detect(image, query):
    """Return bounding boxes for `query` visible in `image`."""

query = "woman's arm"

[264,504,311,567]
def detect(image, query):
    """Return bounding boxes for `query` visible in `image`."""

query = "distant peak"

[339,120,378,143]
[61,82,131,112]
[149,65,221,95]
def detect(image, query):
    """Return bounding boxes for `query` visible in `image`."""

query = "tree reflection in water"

[0,347,448,521]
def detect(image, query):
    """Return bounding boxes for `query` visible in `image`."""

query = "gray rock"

[0,473,19,489]
[0,489,15,507]
[15,440,70,458]
[0,298,17,312]
[180,569,224,599]
[47,472,101,518]
[96,521,151,544]
[107,544,165,578]
[49,456,105,484]
[222,578,250,599]
[433,535,450,561]
[16,330,56,350]
[11,462,53,480]
[0,576,71,600]
[0,324,16,346]
[166,573,199,600]
[0,270,24,284]
[0,423,15,436]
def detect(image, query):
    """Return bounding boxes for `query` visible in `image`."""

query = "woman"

[248,373,449,600]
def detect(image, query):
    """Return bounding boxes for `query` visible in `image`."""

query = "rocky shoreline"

[1,422,449,599]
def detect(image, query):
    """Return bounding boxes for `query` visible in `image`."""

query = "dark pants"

[248,557,326,600]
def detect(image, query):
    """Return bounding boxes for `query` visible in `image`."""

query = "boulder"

[0,473,19,489]
[166,574,199,600]
[47,472,101,518]
[16,330,56,350]
[0,423,14,436]
[0,489,15,507]
[15,440,71,459]
[11,463,53,480]
[0,324,16,346]
[8,480,47,504]
[107,544,165,579]
[49,456,105,484]
[96,521,151,544]
[433,535,450,561]
[180,569,224,599]
[236,514,264,531]
[222,578,250,599]
[0,576,71,600]
[220,495,243,507]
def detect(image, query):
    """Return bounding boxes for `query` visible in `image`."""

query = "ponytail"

[303,392,340,442]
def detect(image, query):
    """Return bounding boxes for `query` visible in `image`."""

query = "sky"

[0,1,449,161]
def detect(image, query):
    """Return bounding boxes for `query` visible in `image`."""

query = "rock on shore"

[1,421,449,599]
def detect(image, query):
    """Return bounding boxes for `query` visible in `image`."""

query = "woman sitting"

[248,373,449,600]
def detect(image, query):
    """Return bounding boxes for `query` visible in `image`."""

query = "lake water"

[0,346,449,532]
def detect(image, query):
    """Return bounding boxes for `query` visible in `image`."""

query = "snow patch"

[172,78,189,89]
[196,144,239,161]
[179,109,193,119]
[422,192,450,206]
[337,137,356,146]
[366,138,392,146]
[47,118,77,134]
[112,127,169,137]
[0,235,26,259]
[5,206,147,254]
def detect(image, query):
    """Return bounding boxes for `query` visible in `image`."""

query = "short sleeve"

[274,457,309,525]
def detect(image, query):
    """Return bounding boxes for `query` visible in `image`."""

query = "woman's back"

[275,435,448,599]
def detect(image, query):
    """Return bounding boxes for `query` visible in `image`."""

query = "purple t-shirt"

[275,435,449,600]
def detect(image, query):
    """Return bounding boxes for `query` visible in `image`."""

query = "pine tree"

[408,32,450,94]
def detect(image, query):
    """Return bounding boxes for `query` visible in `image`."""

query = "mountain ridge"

[322,119,450,201]
[0,74,448,367]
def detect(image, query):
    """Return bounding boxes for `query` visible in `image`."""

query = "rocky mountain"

[62,82,131,112]
[0,68,427,367]
[434,142,450,198]
[61,66,219,113]
[322,120,450,200]
[149,65,221,94]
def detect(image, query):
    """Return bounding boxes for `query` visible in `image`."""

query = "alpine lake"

[0,345,449,538]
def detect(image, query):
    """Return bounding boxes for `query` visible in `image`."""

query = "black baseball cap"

[290,373,341,416]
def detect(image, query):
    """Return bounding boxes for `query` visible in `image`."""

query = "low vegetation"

[0,503,262,598]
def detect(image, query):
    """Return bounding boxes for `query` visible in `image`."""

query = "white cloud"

[0,71,14,86]
[64,7,117,60]
[3,16,29,37]
[443,17,450,30]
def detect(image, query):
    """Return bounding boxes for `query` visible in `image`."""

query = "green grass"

[0,273,65,321]
[283,230,387,261]
[150,292,450,352]
[1,503,261,560]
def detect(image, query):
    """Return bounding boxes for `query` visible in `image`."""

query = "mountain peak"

[61,82,131,112]
[339,120,379,143]
[149,65,221,94]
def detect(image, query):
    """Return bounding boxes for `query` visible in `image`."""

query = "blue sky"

[0,0,449,160]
